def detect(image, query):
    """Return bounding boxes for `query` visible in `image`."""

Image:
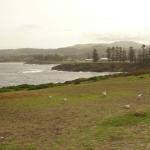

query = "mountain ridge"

[0,41,145,58]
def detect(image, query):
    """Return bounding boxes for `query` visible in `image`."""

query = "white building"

[85,58,93,62]
[100,57,109,62]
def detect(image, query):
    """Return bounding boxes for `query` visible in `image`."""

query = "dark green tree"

[128,47,136,63]
[122,50,127,63]
[141,44,147,64]
[111,47,115,61]
[106,47,111,61]
[93,49,99,62]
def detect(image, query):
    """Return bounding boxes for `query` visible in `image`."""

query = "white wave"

[23,69,43,74]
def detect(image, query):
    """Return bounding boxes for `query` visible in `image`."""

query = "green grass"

[0,73,150,149]
[102,112,150,127]
[0,144,36,150]
[0,73,134,93]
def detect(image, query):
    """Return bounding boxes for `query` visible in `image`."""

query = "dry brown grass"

[0,74,150,150]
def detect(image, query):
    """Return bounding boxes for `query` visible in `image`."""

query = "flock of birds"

[48,91,143,109]
[0,91,143,141]
[123,93,143,109]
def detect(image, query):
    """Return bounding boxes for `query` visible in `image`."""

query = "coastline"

[0,73,126,93]
[52,63,150,73]
[0,62,149,93]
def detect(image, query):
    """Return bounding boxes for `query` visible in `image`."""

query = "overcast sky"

[0,0,150,49]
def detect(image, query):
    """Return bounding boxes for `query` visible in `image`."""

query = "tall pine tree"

[93,49,99,62]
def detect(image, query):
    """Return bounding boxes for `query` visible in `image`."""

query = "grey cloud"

[86,32,150,43]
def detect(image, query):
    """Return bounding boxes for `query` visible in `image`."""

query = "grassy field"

[0,74,150,150]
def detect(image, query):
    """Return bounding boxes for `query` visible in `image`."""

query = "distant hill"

[0,41,143,59]
[57,41,142,57]
[108,41,142,48]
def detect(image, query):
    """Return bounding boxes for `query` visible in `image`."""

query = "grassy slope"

[0,74,150,150]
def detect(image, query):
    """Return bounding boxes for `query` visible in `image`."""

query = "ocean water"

[0,63,116,87]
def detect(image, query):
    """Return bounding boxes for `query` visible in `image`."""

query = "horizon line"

[0,40,148,50]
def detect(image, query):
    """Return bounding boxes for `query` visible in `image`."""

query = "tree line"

[92,45,150,64]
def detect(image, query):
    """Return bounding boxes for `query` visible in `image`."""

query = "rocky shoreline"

[52,63,150,73]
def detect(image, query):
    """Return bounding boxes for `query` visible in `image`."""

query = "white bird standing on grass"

[102,91,107,96]
[123,105,130,109]
[63,98,68,101]
[0,137,4,140]
[138,93,143,98]
[49,96,52,99]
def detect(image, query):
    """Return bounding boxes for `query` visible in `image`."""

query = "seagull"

[48,96,52,99]
[0,137,4,140]
[102,91,107,96]
[123,105,130,109]
[138,94,143,97]
[63,98,67,101]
